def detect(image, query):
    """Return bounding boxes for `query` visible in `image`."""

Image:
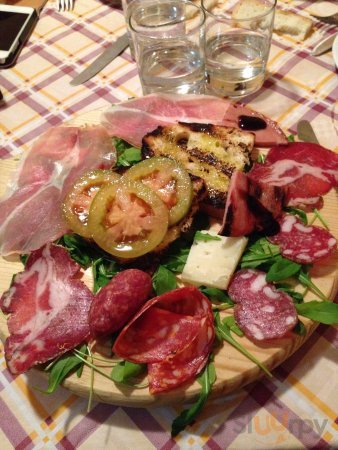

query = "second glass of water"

[202,0,276,98]
[129,0,206,95]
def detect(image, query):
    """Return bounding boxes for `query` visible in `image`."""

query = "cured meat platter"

[0,107,337,407]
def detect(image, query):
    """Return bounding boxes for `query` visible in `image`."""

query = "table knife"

[70,33,129,86]
[311,32,338,56]
[297,120,319,144]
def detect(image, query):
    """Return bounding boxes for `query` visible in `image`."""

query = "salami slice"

[113,286,215,393]
[228,269,298,341]
[89,269,152,337]
[268,214,337,264]
[148,316,214,394]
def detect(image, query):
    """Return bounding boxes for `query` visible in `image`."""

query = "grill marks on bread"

[142,122,254,213]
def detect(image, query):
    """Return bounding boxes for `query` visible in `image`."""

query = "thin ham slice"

[0,126,116,256]
[219,171,284,236]
[113,286,214,394]
[101,93,287,148]
[248,142,338,210]
[0,244,93,374]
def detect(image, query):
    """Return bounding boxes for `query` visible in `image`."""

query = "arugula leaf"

[214,312,272,377]
[111,361,146,383]
[309,208,329,229]
[277,284,304,304]
[266,258,301,282]
[194,231,221,242]
[171,360,216,437]
[160,238,191,273]
[298,269,329,302]
[293,320,306,336]
[222,316,244,337]
[41,344,87,394]
[199,286,234,305]
[113,138,142,168]
[92,257,121,293]
[257,153,266,163]
[295,301,338,324]
[288,134,295,142]
[20,254,29,266]
[240,237,280,269]
[152,265,177,295]
[284,207,308,225]
[57,234,99,268]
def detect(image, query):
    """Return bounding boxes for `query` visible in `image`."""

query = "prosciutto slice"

[0,244,93,374]
[219,171,284,236]
[113,286,214,393]
[101,93,287,148]
[248,142,338,209]
[0,126,116,256]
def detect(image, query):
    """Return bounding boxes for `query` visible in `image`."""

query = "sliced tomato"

[62,169,120,238]
[87,179,169,258]
[122,157,193,226]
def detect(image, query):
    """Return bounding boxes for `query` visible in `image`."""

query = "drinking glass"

[202,0,276,98]
[129,0,206,95]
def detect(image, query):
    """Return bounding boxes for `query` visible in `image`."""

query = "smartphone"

[0,4,38,68]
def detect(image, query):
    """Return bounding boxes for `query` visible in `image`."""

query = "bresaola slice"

[228,269,298,341]
[248,142,338,210]
[113,286,215,393]
[268,214,337,264]
[101,93,287,148]
[0,244,93,374]
[219,171,284,236]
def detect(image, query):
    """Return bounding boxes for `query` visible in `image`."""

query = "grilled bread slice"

[142,122,254,217]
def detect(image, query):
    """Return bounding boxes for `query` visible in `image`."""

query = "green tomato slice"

[62,169,120,238]
[87,179,169,259]
[122,157,193,226]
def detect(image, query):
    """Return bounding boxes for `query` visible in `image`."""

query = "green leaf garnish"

[199,286,234,305]
[194,231,221,242]
[295,301,338,324]
[113,137,142,168]
[111,361,146,383]
[160,238,191,273]
[40,344,87,394]
[284,207,308,225]
[222,316,244,337]
[214,312,272,377]
[92,257,121,293]
[293,320,306,336]
[266,258,301,282]
[171,360,216,437]
[152,265,177,295]
[288,134,295,142]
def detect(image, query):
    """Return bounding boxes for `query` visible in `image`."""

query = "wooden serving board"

[0,109,337,407]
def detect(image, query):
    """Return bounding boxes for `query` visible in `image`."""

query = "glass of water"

[129,0,206,95]
[202,0,276,98]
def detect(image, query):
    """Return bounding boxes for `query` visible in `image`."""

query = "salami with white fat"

[228,269,298,341]
[268,214,337,264]
[113,286,214,393]
[89,269,153,337]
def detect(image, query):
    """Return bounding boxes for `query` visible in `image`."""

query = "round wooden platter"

[0,109,337,407]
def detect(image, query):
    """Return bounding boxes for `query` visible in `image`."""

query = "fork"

[57,0,73,12]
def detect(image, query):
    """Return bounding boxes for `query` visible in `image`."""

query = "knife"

[297,120,319,144]
[311,32,338,56]
[70,33,129,86]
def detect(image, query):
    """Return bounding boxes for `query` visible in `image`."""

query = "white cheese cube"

[181,231,248,290]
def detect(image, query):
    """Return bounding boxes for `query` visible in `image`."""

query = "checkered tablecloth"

[0,0,337,448]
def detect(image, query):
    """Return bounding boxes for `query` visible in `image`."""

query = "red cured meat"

[89,269,152,337]
[101,93,287,148]
[0,244,93,374]
[228,269,298,341]
[268,214,337,264]
[219,171,284,237]
[248,142,338,210]
[148,315,214,394]
[0,126,116,256]
[113,286,215,393]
